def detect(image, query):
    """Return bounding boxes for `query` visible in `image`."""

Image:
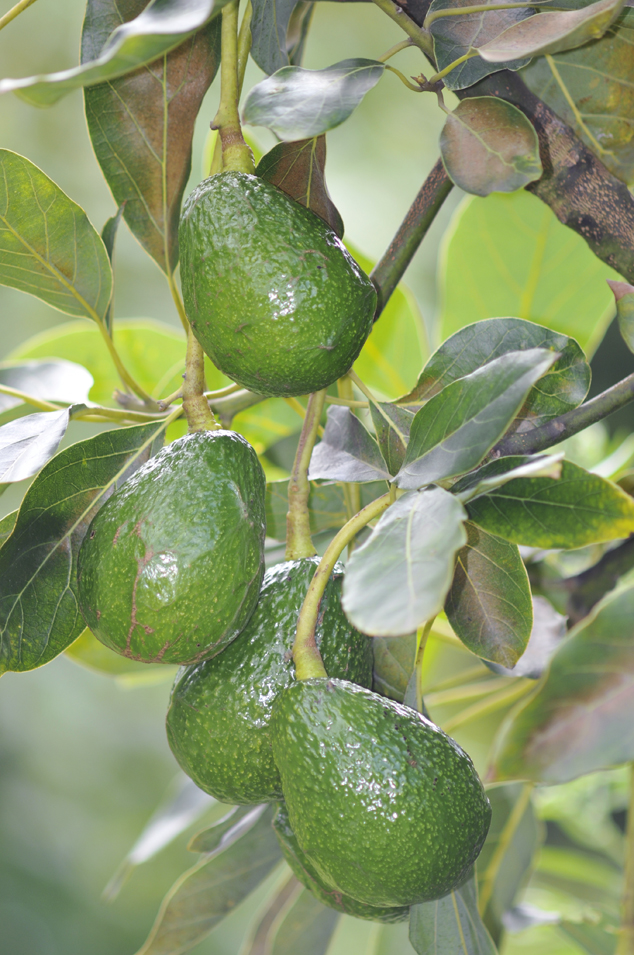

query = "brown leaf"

[256,136,345,237]
[82,0,221,275]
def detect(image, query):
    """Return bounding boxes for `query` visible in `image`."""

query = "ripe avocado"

[77,430,265,665]
[166,558,373,803]
[179,172,376,397]
[270,678,491,907]
[273,802,409,923]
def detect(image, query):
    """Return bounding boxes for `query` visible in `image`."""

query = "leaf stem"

[286,388,327,560]
[371,158,453,316]
[617,762,634,955]
[425,50,481,86]
[478,782,534,917]
[0,384,62,412]
[182,328,220,432]
[0,0,38,31]
[337,376,361,546]
[384,65,424,92]
[213,0,254,174]
[326,396,369,408]
[370,0,434,57]
[424,1,551,27]
[377,38,415,62]
[96,321,156,405]
[166,271,190,334]
[293,492,392,680]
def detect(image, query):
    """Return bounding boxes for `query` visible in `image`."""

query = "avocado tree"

[1,0,634,952]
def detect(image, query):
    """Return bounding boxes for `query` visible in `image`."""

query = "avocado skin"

[166,558,373,803]
[273,802,408,923]
[179,172,376,397]
[77,431,265,665]
[270,679,491,907]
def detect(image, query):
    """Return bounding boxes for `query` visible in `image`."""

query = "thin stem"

[284,396,325,436]
[237,0,253,88]
[442,680,533,733]
[414,617,435,712]
[166,271,190,334]
[337,376,361,548]
[478,783,534,917]
[286,389,327,561]
[377,38,414,62]
[326,396,369,408]
[182,328,220,432]
[385,65,424,92]
[425,50,481,85]
[97,322,155,405]
[213,0,254,174]
[370,0,434,57]
[293,493,392,681]
[371,159,453,316]
[209,387,265,427]
[425,676,515,707]
[425,1,550,27]
[0,0,37,31]
[494,372,634,457]
[617,763,634,955]
[0,383,62,412]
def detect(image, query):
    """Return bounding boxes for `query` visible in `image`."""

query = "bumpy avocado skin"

[273,803,408,923]
[179,172,376,397]
[77,431,265,665]
[166,558,373,803]
[270,679,491,907]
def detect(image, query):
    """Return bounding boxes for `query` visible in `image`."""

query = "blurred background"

[0,1,631,953]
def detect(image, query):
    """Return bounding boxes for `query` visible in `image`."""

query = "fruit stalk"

[617,762,634,955]
[293,493,391,680]
[212,0,255,175]
[182,327,220,432]
[286,388,327,561]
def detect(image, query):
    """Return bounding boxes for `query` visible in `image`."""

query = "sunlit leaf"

[395,348,557,490]
[440,97,542,197]
[309,405,389,483]
[439,190,619,354]
[468,461,634,549]
[479,0,625,62]
[342,487,467,637]
[243,59,385,141]
[188,805,262,853]
[0,0,223,107]
[0,409,70,483]
[83,0,221,275]
[453,454,564,503]
[409,875,497,955]
[251,0,303,74]
[0,421,167,674]
[0,359,94,415]
[373,632,417,702]
[0,150,113,322]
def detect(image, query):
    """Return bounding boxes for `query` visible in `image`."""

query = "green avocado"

[77,430,265,665]
[179,172,376,397]
[273,802,409,923]
[166,558,373,803]
[270,679,491,908]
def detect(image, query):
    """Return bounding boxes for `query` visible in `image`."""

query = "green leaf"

[477,783,541,945]
[522,9,634,185]
[136,804,282,955]
[479,0,626,62]
[609,281,634,352]
[428,0,532,91]
[467,460,634,549]
[453,454,564,503]
[369,402,414,476]
[445,522,533,668]
[0,150,113,321]
[559,918,618,955]
[395,348,557,490]
[409,875,497,955]
[101,204,125,333]
[265,478,385,541]
[0,358,94,414]
[0,421,167,675]
[188,805,260,853]
[0,409,70,483]
[0,509,17,547]
[243,58,385,141]
[402,317,590,430]
[342,487,467,637]
[242,878,340,955]
[256,136,344,238]
[490,571,634,783]
[251,0,303,74]
[439,190,619,354]
[308,406,389,483]
[440,98,542,197]
[83,1,221,275]
[373,632,417,702]
[0,0,223,107]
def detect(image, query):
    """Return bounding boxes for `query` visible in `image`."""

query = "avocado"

[273,802,409,923]
[270,679,491,907]
[77,430,265,665]
[166,558,373,803]
[179,172,376,397]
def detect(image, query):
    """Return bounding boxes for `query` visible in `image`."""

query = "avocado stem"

[182,328,221,432]
[293,492,392,681]
[286,389,327,561]
[213,0,255,176]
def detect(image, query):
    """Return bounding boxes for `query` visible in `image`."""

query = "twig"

[286,389,327,560]
[0,0,37,31]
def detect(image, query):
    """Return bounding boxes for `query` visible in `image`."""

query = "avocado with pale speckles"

[77,430,265,665]
[270,678,491,907]
[179,172,376,397]
[166,558,373,804]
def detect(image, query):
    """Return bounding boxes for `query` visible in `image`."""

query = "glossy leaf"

[188,805,263,853]
[395,348,557,490]
[409,875,497,955]
[369,402,414,476]
[0,150,113,321]
[83,0,222,275]
[373,632,417,702]
[0,409,70,483]
[428,0,532,91]
[0,421,167,675]
[445,521,532,668]
[440,97,542,197]
[243,58,385,141]
[467,461,634,549]
[0,0,222,107]
[342,487,467,637]
[250,0,303,74]
[453,454,564,503]
[491,572,634,783]
[439,190,619,354]
[309,405,389,483]
[402,317,590,430]
[0,359,94,415]
[256,136,344,237]
[487,596,567,679]
[136,804,282,955]
[523,10,634,185]
[479,0,625,62]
